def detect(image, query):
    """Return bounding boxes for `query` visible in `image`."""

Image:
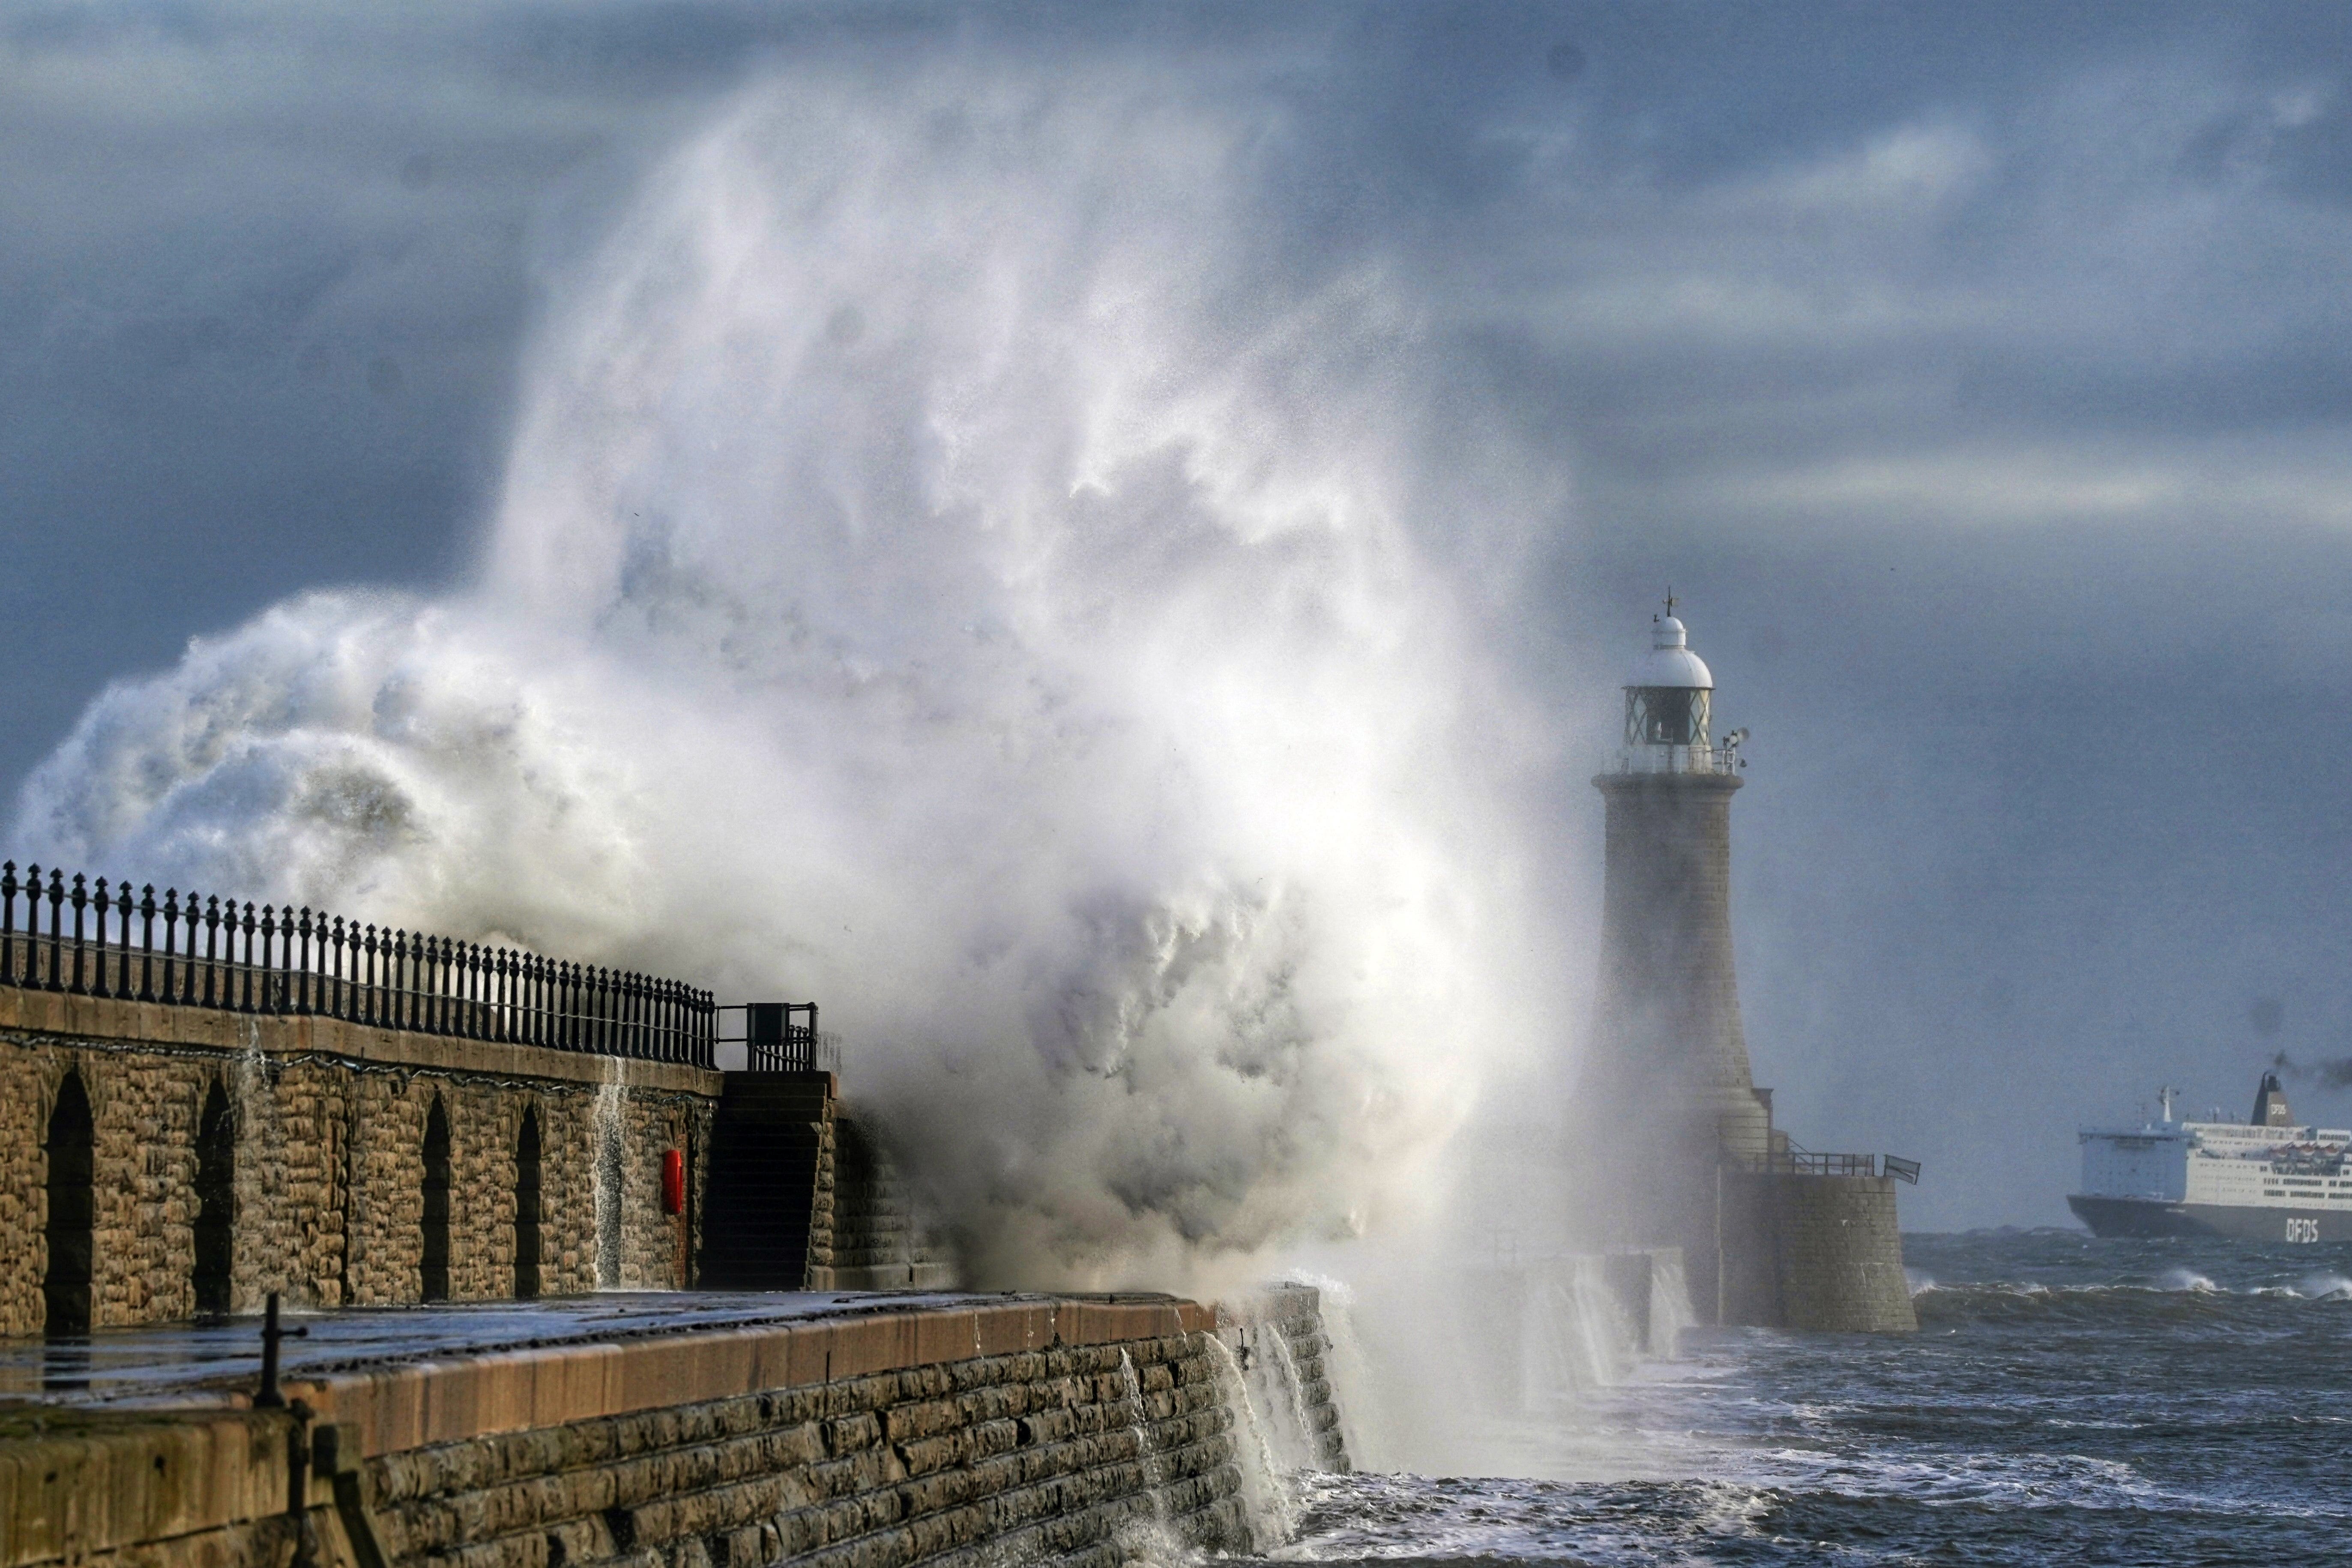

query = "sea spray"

[2297,1272,2352,1301]
[4,54,1568,1292]
[1221,1306,1327,1472]
[1521,1273,1591,1398]
[1647,1249,1697,1361]
[228,1018,268,1275]
[1522,1256,1645,1403]
[1202,1331,1299,1546]
[231,1017,266,1147]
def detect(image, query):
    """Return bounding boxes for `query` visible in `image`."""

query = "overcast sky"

[8,2,2352,1228]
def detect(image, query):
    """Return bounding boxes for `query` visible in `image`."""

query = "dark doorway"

[421,1097,451,1302]
[43,1072,95,1337]
[193,1080,235,1316]
[514,1106,542,1301]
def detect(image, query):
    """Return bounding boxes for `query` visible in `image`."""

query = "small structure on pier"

[703,1002,952,1291]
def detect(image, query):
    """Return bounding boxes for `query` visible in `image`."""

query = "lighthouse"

[1588,602,1771,1168]
[1580,598,1916,1332]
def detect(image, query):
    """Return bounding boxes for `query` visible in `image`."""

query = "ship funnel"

[2251,1071,2294,1128]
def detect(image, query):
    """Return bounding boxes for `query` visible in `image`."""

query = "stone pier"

[0,988,715,1335]
[0,987,962,1336]
[0,1290,1358,1568]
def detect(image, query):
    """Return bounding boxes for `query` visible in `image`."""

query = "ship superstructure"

[2070,1074,2352,1243]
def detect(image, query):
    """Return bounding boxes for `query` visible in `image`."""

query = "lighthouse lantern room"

[1616,596,1737,773]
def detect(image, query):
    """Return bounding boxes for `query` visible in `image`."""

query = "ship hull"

[2068,1194,2352,1244]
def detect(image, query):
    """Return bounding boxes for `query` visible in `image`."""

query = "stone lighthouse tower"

[1581,599,1916,1332]
[1589,603,1771,1173]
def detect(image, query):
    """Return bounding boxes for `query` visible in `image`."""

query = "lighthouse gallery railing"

[0,860,714,1067]
[1741,1147,1921,1184]
[1606,741,1742,776]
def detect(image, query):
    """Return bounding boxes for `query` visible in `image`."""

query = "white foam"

[6,60,1568,1292]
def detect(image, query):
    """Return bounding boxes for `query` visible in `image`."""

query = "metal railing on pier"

[0,861,715,1067]
[716,1002,841,1073]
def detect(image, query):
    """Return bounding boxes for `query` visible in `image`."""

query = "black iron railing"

[717,1002,840,1072]
[0,861,715,1067]
[1745,1148,1921,1184]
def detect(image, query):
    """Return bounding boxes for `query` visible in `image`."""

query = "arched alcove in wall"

[43,1072,95,1336]
[515,1105,542,1301]
[193,1079,235,1316]
[421,1095,452,1302]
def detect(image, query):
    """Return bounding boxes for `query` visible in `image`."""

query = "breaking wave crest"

[5,58,1568,1289]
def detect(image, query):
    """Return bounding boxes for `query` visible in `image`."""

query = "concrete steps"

[699,1074,834,1290]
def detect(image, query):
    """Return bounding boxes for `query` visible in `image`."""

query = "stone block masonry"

[362,1332,1241,1568]
[0,987,715,1336]
[0,1403,304,1568]
[1762,1173,1916,1334]
[825,1111,954,1292]
[0,1294,1327,1568]
[1223,1283,1348,1472]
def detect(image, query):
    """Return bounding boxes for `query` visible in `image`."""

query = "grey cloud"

[9,2,2352,1229]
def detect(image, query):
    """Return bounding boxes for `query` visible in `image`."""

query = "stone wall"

[1222,1284,1349,1472]
[0,1295,1319,1568]
[364,1332,1242,1568]
[0,987,716,1336]
[0,1403,303,1568]
[826,1112,955,1292]
[1764,1173,1917,1333]
[0,1055,42,1334]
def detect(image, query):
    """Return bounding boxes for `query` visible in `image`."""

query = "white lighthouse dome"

[1627,614,1714,691]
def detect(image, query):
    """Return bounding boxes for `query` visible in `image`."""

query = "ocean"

[1274,1231,2352,1567]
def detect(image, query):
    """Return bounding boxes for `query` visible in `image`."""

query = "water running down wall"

[0,1290,1358,1568]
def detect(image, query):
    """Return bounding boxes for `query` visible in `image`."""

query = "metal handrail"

[715,1002,841,1073]
[1607,742,1743,776]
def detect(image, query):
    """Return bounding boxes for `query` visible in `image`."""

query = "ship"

[2069,1073,2352,1243]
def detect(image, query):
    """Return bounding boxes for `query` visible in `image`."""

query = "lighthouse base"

[1712,1169,1916,1333]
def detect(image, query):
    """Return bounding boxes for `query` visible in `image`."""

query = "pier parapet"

[0,974,717,1334]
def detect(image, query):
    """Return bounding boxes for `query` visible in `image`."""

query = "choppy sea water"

[1268,1231,2352,1568]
